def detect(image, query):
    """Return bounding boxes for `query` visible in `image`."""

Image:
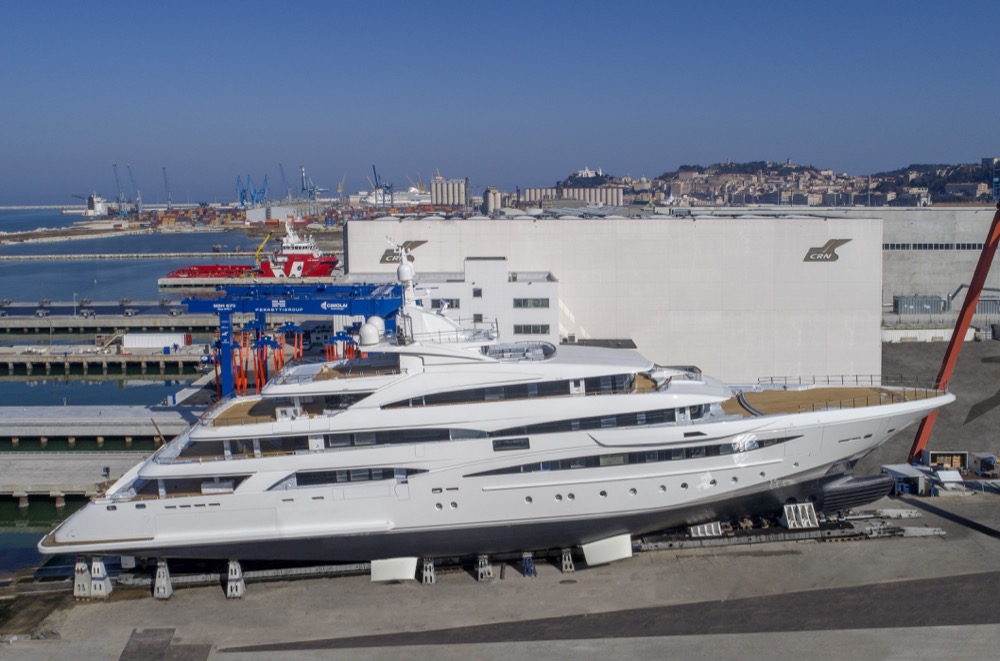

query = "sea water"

[0,209,244,572]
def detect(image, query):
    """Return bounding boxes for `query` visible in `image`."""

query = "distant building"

[431,179,468,207]
[522,186,623,206]
[944,183,988,197]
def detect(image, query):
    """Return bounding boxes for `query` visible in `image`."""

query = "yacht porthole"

[759,471,766,478]
[681,483,689,490]
[793,462,800,468]
[629,488,637,496]
[732,476,739,483]
[659,485,666,493]
[525,496,533,504]
[435,503,442,510]
[709,479,717,486]
[567,493,575,500]
[450,502,457,509]
[599,490,607,498]
[555,494,563,501]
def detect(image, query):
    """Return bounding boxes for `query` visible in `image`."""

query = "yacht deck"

[720,386,943,418]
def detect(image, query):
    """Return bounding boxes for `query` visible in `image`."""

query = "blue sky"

[0,0,997,205]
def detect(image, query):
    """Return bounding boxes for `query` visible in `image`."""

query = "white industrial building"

[341,257,560,346]
[344,215,882,384]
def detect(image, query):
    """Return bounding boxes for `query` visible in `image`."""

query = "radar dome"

[358,323,380,347]
[366,315,386,336]
[397,260,415,283]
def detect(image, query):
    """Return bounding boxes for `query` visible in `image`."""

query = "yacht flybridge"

[40,253,954,571]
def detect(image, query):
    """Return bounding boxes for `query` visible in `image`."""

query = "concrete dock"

[0,493,997,659]
[0,453,145,506]
[0,404,204,445]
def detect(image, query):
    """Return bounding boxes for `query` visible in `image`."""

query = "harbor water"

[0,208,239,575]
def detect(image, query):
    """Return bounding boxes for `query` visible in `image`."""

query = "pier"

[0,403,204,445]
[0,403,204,507]
[0,347,207,376]
[0,453,145,508]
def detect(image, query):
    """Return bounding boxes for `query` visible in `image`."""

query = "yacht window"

[467,436,802,478]
[355,432,376,446]
[275,467,427,490]
[600,416,616,428]
[485,387,504,402]
[527,383,538,397]
[326,433,352,448]
[493,437,530,452]
[636,411,647,425]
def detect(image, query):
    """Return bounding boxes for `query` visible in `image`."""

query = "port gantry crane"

[126,163,142,215]
[908,202,1000,463]
[300,165,327,200]
[162,166,172,211]
[111,163,128,218]
[278,163,293,202]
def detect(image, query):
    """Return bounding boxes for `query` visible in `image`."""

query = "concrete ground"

[2,341,999,660]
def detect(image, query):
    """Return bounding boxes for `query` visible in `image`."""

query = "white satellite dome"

[397,260,415,283]
[366,315,386,336]
[358,322,380,347]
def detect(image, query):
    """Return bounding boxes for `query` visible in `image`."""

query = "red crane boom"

[907,203,1000,462]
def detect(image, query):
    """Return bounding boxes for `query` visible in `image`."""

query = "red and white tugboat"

[164,221,339,280]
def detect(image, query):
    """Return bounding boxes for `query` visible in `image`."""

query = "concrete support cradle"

[476,554,493,582]
[154,558,173,600]
[521,552,537,578]
[226,559,245,599]
[421,558,436,585]
[73,557,92,599]
[560,548,575,574]
[90,557,112,599]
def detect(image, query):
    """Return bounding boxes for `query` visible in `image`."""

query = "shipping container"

[122,333,192,349]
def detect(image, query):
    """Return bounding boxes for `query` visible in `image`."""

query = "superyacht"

[39,251,954,567]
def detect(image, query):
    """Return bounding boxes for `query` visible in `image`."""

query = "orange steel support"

[908,203,1000,463]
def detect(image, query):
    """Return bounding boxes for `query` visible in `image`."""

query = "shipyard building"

[345,215,882,383]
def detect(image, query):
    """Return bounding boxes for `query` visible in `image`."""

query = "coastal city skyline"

[1,0,998,205]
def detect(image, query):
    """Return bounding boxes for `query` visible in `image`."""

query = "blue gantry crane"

[372,165,393,208]
[111,163,128,218]
[300,165,327,200]
[126,163,142,215]
[237,174,270,208]
[162,166,172,211]
[183,282,403,398]
[278,163,293,202]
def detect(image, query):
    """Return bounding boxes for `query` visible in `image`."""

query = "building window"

[473,313,483,323]
[472,288,483,298]
[513,298,550,309]
[513,324,550,335]
[430,298,460,310]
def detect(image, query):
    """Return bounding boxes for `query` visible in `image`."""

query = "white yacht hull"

[40,396,946,562]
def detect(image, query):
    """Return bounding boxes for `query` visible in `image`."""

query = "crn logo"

[804,239,851,262]
[380,240,427,264]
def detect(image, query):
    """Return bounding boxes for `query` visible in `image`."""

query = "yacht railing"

[745,374,947,415]
[758,374,939,389]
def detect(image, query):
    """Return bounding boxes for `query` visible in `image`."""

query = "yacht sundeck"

[40,254,954,568]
